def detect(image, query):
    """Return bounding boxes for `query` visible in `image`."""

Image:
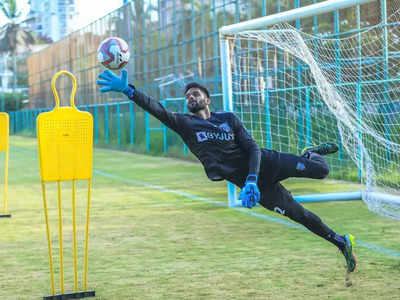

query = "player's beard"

[188,99,207,113]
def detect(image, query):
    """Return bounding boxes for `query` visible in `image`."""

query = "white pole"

[220,0,376,35]
[220,38,239,207]
[220,40,233,112]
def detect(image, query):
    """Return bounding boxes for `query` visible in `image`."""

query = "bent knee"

[307,154,329,178]
[303,163,329,179]
[317,165,329,179]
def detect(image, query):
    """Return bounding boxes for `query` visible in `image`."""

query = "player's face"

[185,88,210,113]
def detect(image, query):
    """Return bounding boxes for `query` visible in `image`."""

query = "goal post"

[219,0,376,208]
[218,0,400,221]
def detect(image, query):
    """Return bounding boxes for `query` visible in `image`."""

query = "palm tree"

[0,0,35,111]
[0,0,35,55]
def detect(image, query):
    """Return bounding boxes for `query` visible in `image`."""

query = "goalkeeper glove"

[97,69,129,93]
[238,174,260,209]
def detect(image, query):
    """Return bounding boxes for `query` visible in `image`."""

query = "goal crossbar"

[219,0,377,208]
[219,0,376,35]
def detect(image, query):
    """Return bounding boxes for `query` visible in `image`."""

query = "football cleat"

[302,142,339,157]
[341,234,357,273]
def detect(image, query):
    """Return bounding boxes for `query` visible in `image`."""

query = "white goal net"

[223,12,400,220]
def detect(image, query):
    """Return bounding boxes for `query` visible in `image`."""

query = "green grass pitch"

[0,136,399,299]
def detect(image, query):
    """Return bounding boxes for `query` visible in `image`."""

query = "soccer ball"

[97,37,130,70]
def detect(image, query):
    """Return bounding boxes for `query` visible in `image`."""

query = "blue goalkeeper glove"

[239,174,260,209]
[97,69,129,93]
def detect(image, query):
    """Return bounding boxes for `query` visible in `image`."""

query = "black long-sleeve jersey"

[128,87,261,187]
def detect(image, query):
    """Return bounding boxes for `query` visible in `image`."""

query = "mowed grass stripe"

[0,136,398,300]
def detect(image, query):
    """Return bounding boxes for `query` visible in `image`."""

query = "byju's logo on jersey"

[196,131,234,142]
[196,132,208,142]
[218,122,231,132]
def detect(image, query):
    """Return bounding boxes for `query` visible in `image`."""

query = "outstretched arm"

[97,69,181,132]
[232,114,261,208]
[231,114,261,178]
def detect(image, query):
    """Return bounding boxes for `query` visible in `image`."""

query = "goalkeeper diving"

[97,69,357,274]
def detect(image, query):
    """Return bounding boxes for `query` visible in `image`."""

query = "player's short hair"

[184,82,210,98]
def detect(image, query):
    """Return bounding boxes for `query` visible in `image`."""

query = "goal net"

[221,12,400,220]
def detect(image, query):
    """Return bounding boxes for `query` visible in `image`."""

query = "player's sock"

[326,231,346,249]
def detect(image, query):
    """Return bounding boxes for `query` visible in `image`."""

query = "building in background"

[25,0,77,42]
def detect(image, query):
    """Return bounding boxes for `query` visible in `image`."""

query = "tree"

[0,0,35,55]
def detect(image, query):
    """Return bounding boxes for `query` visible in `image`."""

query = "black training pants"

[258,151,337,243]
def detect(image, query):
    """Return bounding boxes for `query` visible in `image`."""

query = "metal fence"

[9,0,397,179]
[25,0,390,107]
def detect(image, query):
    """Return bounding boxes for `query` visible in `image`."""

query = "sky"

[0,0,124,30]
[74,0,124,30]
